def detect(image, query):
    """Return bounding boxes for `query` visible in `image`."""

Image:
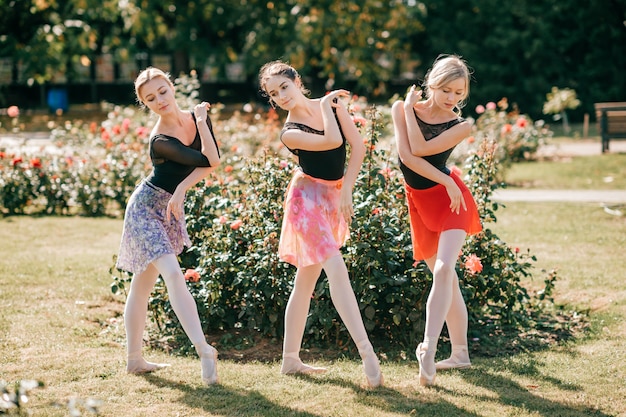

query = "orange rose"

[230,219,243,230]
[464,254,483,275]
[184,269,201,283]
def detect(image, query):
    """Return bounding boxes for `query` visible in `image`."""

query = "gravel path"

[493,189,626,203]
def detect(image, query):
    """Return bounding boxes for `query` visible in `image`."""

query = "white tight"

[422,229,468,353]
[124,254,209,361]
[283,254,372,357]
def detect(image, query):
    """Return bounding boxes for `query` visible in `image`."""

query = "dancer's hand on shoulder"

[404,85,423,109]
[322,89,350,108]
[194,101,211,122]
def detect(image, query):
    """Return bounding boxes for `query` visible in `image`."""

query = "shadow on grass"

[268,353,607,416]
[141,373,323,417]
[448,359,612,417]
[141,370,484,417]
[274,371,484,416]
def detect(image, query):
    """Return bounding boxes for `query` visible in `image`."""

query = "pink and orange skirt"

[405,171,482,261]
[279,169,349,268]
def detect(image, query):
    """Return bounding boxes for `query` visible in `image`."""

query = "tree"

[0,0,128,85]
[420,0,626,118]
[1,0,625,119]
[285,0,427,97]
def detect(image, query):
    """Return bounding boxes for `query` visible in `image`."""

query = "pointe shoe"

[435,358,471,370]
[416,343,436,386]
[280,353,327,375]
[126,358,170,374]
[199,345,219,385]
[435,345,471,370]
[358,344,384,388]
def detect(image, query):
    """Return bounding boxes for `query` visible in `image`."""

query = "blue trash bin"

[47,88,69,113]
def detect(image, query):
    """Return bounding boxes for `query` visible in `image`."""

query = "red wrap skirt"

[405,171,482,261]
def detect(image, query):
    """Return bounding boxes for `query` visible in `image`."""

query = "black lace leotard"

[400,110,464,189]
[280,122,346,181]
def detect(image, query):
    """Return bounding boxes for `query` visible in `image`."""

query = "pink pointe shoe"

[435,345,471,370]
[280,353,327,375]
[126,351,170,374]
[416,343,436,386]
[198,345,219,385]
[358,343,384,388]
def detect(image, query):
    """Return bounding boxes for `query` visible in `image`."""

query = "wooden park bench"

[595,102,626,153]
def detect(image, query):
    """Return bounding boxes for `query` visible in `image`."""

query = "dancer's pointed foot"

[198,345,219,385]
[358,342,383,388]
[416,343,436,386]
[281,354,327,375]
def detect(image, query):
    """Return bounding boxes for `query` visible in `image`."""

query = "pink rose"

[122,118,131,133]
[486,102,496,110]
[230,219,243,230]
[352,116,367,128]
[475,105,485,114]
[7,105,19,118]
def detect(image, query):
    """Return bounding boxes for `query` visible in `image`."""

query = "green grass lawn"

[505,153,626,190]
[1,153,625,416]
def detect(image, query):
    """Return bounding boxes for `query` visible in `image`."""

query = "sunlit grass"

[1,198,625,416]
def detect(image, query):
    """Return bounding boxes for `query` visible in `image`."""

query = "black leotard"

[280,121,346,181]
[145,113,219,193]
[399,110,463,189]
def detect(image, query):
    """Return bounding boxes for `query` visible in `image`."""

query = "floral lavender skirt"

[116,181,191,275]
[279,169,349,268]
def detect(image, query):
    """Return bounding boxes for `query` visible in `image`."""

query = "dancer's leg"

[419,229,467,379]
[281,264,326,374]
[322,255,382,387]
[124,264,169,373]
[438,273,471,369]
[322,255,368,342]
[152,254,218,384]
[152,255,207,345]
[424,256,471,370]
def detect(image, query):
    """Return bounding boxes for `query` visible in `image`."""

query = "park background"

[1,0,625,122]
[1,1,626,416]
